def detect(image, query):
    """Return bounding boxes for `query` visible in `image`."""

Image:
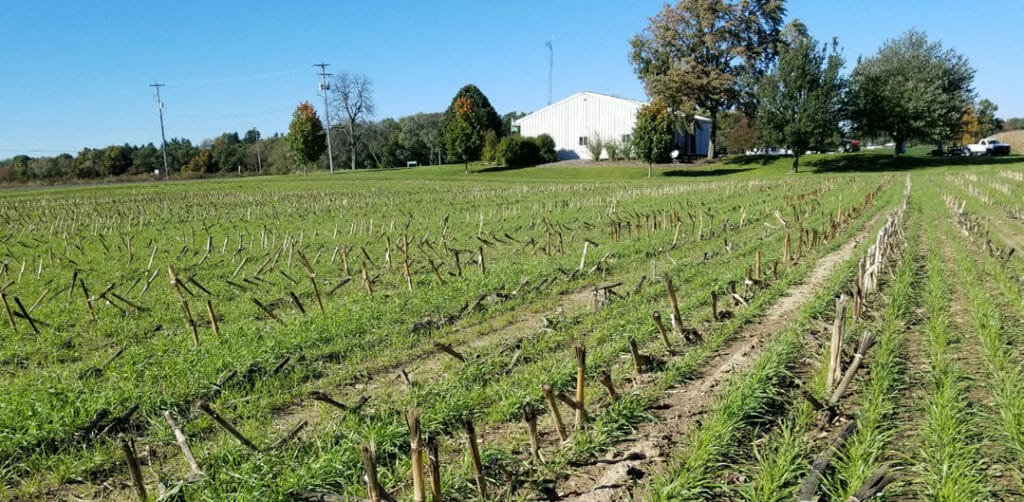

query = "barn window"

[579,136,588,146]
[621,134,631,142]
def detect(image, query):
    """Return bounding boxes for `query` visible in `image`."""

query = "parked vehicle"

[838,139,860,153]
[966,138,1011,156]
[930,145,967,157]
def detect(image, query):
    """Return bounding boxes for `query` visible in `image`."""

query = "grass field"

[1,150,1023,501]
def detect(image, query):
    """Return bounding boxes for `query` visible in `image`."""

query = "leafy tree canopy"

[444,84,502,139]
[443,85,500,172]
[974,99,1003,139]
[757,20,844,172]
[847,29,974,152]
[630,0,785,159]
[444,97,482,173]
[287,101,327,166]
[632,101,675,177]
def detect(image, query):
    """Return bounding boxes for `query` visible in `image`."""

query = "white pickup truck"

[966,138,1012,156]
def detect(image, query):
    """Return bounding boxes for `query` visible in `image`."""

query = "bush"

[497,136,541,166]
[481,129,499,164]
[535,134,557,163]
[605,139,620,161]
[587,134,604,161]
[622,137,635,160]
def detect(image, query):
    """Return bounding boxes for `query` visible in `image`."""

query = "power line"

[149,83,170,175]
[314,63,336,173]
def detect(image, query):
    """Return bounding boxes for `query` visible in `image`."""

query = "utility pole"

[314,63,335,173]
[149,83,169,175]
[546,38,554,105]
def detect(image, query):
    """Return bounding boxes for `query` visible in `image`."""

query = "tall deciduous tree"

[243,128,261,144]
[975,99,1003,139]
[210,132,244,173]
[724,116,759,154]
[330,73,375,170]
[166,138,197,173]
[632,101,675,178]
[398,112,444,166]
[444,85,501,139]
[443,85,501,173]
[287,101,327,171]
[101,145,133,176]
[757,20,844,172]
[182,148,214,174]
[131,143,161,175]
[445,97,481,174]
[847,29,974,154]
[630,0,785,159]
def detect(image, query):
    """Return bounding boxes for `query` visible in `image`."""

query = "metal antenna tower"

[314,62,336,173]
[149,83,169,175]
[546,38,554,105]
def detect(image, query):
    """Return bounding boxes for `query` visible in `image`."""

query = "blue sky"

[1,0,1020,158]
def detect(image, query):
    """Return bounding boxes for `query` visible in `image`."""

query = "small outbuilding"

[512,91,711,161]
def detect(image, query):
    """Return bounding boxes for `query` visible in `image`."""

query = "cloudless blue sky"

[1,0,1020,158]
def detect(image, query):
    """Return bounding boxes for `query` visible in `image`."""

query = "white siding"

[514,91,712,161]
[515,92,643,160]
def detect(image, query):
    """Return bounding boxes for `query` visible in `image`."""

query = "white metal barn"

[512,91,711,161]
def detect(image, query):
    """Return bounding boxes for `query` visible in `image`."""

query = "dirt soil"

[551,216,878,501]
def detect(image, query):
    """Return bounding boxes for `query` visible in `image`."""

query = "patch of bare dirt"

[551,215,880,501]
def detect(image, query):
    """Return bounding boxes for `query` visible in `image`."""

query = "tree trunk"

[349,119,357,170]
[464,161,469,174]
[707,108,718,160]
[792,154,800,173]
[647,162,652,178]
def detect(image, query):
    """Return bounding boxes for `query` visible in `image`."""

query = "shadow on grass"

[808,153,1020,173]
[473,164,533,174]
[722,155,784,166]
[662,167,755,177]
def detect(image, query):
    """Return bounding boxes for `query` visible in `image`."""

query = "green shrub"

[587,134,605,161]
[497,136,541,166]
[605,139,621,161]
[481,129,499,164]
[535,134,557,163]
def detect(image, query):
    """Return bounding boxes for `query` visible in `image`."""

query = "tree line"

[0,77,530,183]
[4,0,1020,182]
[628,0,1014,172]
[286,82,541,174]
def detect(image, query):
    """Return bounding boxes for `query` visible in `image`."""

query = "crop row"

[0,175,896,499]
[178,177,895,500]
[655,178,912,500]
